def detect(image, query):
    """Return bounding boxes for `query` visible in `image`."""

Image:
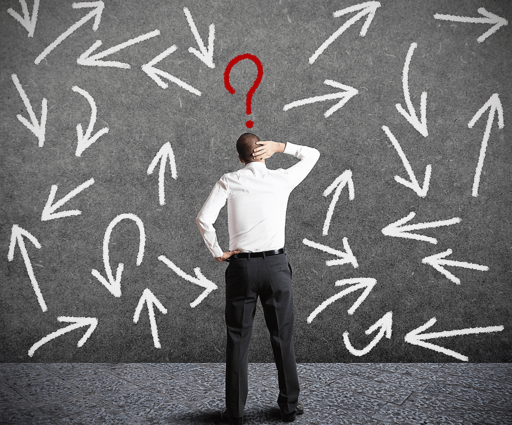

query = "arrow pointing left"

[158,256,218,308]
[133,288,168,349]
[41,178,95,221]
[147,142,178,206]
[8,225,47,312]
[343,311,393,356]
[322,170,355,235]
[28,316,98,357]
[422,249,489,285]
[7,0,40,37]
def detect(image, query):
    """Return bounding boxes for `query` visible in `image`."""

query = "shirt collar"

[244,161,267,170]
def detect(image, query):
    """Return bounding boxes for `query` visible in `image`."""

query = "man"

[196,133,320,424]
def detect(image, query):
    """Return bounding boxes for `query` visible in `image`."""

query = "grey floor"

[0,363,511,424]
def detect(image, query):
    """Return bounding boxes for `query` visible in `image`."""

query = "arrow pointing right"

[343,311,393,356]
[7,0,40,37]
[133,288,168,349]
[302,238,358,268]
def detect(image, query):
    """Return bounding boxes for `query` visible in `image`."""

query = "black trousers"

[224,251,300,419]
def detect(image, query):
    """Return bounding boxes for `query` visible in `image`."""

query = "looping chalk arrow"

[307,278,376,323]
[183,7,215,68]
[11,74,47,147]
[7,0,40,37]
[395,43,428,137]
[382,125,431,197]
[91,214,146,298]
[41,178,95,221]
[405,317,504,362]
[302,238,358,268]
[158,256,218,308]
[309,1,381,64]
[133,288,168,349]
[422,249,489,285]
[283,80,358,118]
[343,311,393,356]
[147,142,178,206]
[28,316,98,357]
[322,170,355,236]
[434,8,508,43]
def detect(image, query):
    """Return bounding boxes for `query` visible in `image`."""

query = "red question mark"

[224,53,263,128]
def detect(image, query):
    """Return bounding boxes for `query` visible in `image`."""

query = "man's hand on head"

[252,141,285,160]
[215,249,241,262]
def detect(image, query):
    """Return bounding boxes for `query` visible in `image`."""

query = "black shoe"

[221,407,243,425]
[281,401,304,422]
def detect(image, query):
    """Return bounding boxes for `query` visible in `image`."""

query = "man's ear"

[238,155,245,164]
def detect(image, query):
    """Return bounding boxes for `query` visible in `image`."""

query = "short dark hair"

[236,133,260,163]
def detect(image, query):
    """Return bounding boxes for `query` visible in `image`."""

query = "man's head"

[236,133,261,164]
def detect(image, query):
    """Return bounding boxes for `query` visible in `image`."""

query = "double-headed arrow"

[343,311,393,356]
[7,0,40,37]
[302,238,358,268]
[422,249,489,285]
[147,142,178,206]
[41,178,95,221]
[183,7,215,68]
[322,170,355,235]
[133,288,168,349]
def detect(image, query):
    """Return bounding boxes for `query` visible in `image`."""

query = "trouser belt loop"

[247,252,251,261]
[262,251,266,259]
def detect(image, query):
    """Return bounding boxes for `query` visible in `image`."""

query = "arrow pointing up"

[343,311,393,356]
[183,7,215,68]
[309,1,381,64]
[41,178,95,221]
[322,170,355,235]
[302,238,358,268]
[422,249,489,285]
[7,0,40,37]
[133,288,168,349]
[147,142,178,206]
[158,256,218,308]
[283,80,358,118]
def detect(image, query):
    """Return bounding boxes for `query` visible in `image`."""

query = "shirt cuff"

[211,246,224,258]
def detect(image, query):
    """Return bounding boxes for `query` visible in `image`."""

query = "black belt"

[229,248,285,260]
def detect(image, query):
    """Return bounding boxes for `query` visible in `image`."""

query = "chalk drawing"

[322,170,354,236]
[7,0,40,37]
[303,238,358,268]
[147,142,177,206]
[41,178,95,221]
[183,7,215,68]
[133,288,168,349]
[422,249,489,285]
[343,311,393,356]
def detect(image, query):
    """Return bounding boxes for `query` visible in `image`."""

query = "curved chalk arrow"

[395,43,428,137]
[7,0,40,37]
[283,80,358,118]
[468,93,504,197]
[405,317,504,362]
[8,225,47,312]
[133,288,168,349]
[434,8,508,43]
[41,178,95,221]
[12,74,47,147]
[147,142,178,206]
[35,1,104,64]
[309,1,381,64]
[183,7,215,68]
[77,29,160,68]
[72,86,109,156]
[382,125,431,197]
[302,238,358,268]
[158,256,217,308]
[28,316,98,357]
[322,170,354,235]
[422,249,489,285]
[307,278,376,323]
[343,311,393,356]
[91,213,146,298]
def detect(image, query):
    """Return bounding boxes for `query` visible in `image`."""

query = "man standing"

[196,133,320,424]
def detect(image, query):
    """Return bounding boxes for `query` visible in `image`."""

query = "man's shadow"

[173,406,283,424]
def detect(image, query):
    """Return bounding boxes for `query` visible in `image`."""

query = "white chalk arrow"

[405,317,504,362]
[28,316,98,357]
[91,214,146,298]
[11,74,47,147]
[307,278,376,323]
[395,42,428,137]
[343,311,393,356]
[434,8,508,43]
[422,249,489,285]
[283,80,358,118]
[309,1,381,64]
[382,212,461,245]
[133,288,168,349]
[183,7,215,69]
[382,125,431,197]
[158,256,218,308]
[302,238,358,268]
[35,1,104,64]
[7,0,40,37]
[142,46,201,96]
[8,225,47,312]
[72,86,109,156]
[147,142,178,206]
[77,29,160,68]
[468,93,504,197]
[41,178,95,221]
[322,170,354,235]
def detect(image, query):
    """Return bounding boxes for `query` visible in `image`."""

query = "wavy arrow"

[133,288,168,349]
[302,238,358,268]
[283,80,358,118]
[158,256,217,308]
[7,0,40,37]
[422,249,489,285]
[343,311,393,356]
[382,125,431,197]
[322,170,355,235]
[147,142,178,206]
[28,316,98,357]
[405,317,504,362]
[309,1,381,64]
[41,178,95,221]
[35,1,104,64]
[183,7,215,68]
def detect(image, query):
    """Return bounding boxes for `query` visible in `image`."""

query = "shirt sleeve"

[196,176,229,258]
[281,142,321,188]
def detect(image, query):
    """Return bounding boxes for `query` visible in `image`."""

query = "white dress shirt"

[196,142,320,258]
